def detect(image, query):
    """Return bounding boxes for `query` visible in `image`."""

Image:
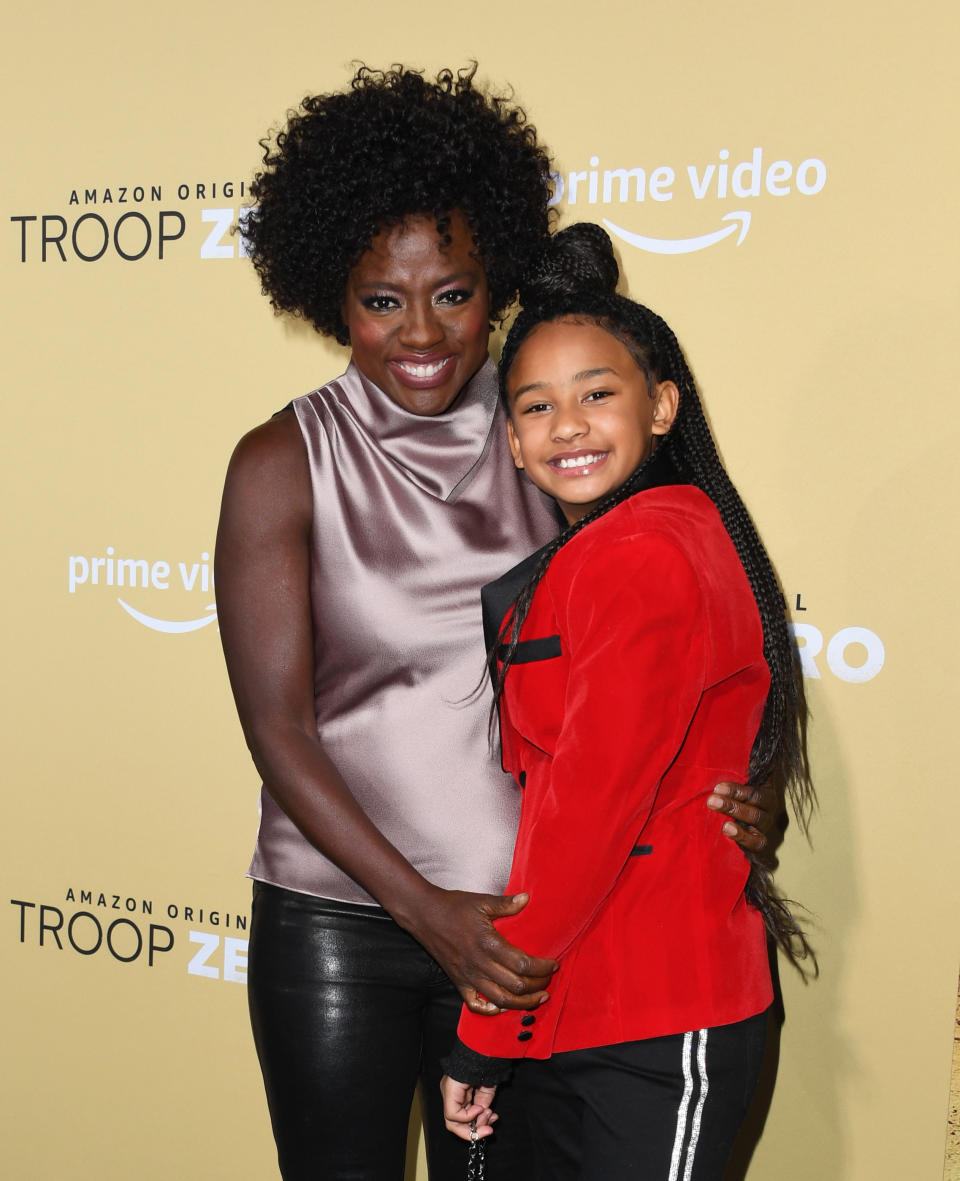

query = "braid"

[495,230,815,968]
[653,324,814,967]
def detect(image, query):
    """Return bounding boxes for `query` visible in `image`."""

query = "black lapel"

[481,543,551,655]
[480,447,689,654]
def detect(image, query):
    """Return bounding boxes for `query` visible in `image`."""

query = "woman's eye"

[361,295,399,312]
[436,288,472,306]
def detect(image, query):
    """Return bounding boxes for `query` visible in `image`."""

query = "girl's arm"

[215,409,556,1012]
[459,530,733,1053]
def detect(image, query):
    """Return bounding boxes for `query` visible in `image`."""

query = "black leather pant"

[247,882,534,1181]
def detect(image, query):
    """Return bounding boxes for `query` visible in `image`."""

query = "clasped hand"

[440,1076,498,1142]
[406,887,556,1014]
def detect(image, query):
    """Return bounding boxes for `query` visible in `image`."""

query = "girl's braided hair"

[495,223,815,966]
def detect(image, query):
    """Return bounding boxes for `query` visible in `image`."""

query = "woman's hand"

[440,1076,498,1141]
[708,780,779,852]
[398,886,557,1014]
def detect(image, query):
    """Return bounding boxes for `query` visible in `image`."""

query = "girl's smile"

[505,319,678,523]
[548,449,610,475]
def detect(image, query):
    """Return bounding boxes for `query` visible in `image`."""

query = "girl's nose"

[552,406,588,442]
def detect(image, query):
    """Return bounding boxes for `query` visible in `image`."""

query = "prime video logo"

[549,145,827,255]
[68,547,217,634]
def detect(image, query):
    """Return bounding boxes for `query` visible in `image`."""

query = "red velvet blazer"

[458,485,773,1061]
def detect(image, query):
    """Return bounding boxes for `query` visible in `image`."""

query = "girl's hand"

[708,780,778,852]
[440,1076,498,1141]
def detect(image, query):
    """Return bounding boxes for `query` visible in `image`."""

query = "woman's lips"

[547,450,610,477]
[389,355,455,388]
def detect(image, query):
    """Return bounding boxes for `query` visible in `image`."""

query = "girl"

[441,223,812,1180]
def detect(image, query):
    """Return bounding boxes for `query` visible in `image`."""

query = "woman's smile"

[390,354,455,387]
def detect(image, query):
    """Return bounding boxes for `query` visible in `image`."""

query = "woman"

[441,223,813,1180]
[216,67,775,1180]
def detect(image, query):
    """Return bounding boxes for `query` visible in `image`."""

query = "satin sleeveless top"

[248,359,558,904]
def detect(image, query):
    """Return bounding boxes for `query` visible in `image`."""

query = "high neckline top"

[248,359,559,904]
[343,358,501,501]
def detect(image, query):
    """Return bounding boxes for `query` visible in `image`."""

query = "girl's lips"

[389,355,455,389]
[547,451,610,477]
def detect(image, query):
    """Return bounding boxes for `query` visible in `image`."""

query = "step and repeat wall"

[4,3,958,1178]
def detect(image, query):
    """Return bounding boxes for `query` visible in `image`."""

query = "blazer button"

[517,1031,533,1042]
[518,771,527,787]
[520,1015,536,1026]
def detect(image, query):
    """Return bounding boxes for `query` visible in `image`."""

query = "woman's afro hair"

[241,63,555,343]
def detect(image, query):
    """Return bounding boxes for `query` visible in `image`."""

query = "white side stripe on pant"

[667,1028,709,1181]
[684,1029,710,1181]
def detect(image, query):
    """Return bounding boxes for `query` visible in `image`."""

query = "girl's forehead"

[514,318,635,369]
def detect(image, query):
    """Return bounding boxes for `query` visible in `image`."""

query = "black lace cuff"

[441,1039,514,1086]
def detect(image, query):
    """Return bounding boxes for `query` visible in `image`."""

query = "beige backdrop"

[3,2,958,1178]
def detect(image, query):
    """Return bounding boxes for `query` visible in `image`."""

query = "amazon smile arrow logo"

[602,211,751,256]
[117,600,218,634]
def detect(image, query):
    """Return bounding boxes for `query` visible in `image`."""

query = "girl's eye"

[521,401,552,414]
[584,389,613,403]
[436,288,472,306]
[361,295,400,312]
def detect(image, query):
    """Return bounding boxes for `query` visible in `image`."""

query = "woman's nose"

[399,301,444,349]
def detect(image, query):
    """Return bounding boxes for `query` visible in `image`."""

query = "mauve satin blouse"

[248,359,558,904]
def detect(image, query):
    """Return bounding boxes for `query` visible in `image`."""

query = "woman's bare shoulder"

[229,406,304,472]
[221,407,311,532]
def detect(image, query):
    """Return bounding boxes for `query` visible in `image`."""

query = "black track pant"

[514,1011,767,1180]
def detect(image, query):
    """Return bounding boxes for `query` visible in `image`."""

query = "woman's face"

[505,318,678,524]
[340,210,491,416]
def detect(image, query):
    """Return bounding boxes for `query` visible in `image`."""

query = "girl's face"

[340,210,491,416]
[506,318,678,524]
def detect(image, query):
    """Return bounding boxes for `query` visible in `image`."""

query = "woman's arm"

[215,409,556,1011]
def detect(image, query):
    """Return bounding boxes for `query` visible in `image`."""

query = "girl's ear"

[506,417,525,469]
[651,380,680,436]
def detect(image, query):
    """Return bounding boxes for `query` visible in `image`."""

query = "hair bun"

[519,222,619,306]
